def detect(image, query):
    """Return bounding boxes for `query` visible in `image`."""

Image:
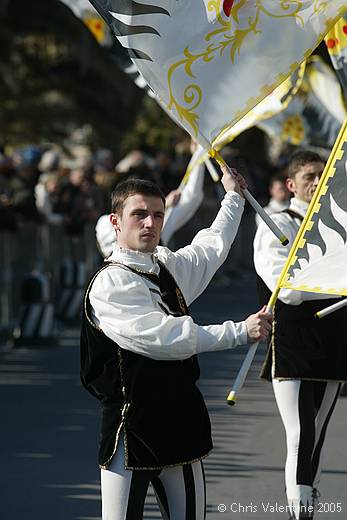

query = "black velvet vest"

[257,209,347,382]
[80,261,212,469]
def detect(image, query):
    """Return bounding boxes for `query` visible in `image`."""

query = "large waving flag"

[88,1,346,149]
[278,118,347,296]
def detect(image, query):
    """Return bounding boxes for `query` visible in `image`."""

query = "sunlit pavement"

[1,273,346,520]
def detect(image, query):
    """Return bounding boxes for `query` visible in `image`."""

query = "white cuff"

[233,321,248,347]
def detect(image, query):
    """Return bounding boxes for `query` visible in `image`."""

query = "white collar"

[107,244,160,275]
[289,197,309,218]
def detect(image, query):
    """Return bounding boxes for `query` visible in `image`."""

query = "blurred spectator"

[10,146,42,222]
[94,148,115,172]
[54,167,102,235]
[0,153,17,231]
[95,214,115,258]
[116,149,156,184]
[154,150,180,194]
[35,173,63,225]
[255,174,291,227]
[93,148,119,213]
[39,149,61,174]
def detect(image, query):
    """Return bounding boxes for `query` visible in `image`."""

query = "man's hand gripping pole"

[226,288,279,406]
[210,149,289,246]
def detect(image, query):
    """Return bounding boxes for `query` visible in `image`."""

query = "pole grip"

[226,342,259,406]
[315,298,347,319]
[243,189,289,246]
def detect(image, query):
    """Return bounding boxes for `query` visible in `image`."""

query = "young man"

[81,165,272,520]
[254,150,347,520]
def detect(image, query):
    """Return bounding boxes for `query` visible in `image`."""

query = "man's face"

[110,194,165,253]
[287,161,324,203]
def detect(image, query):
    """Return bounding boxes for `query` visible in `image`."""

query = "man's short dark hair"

[287,150,324,179]
[111,179,166,215]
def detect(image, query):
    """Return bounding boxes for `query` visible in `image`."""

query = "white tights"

[101,434,206,520]
[273,379,340,518]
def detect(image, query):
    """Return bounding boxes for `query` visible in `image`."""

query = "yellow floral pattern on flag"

[257,56,346,150]
[325,13,347,99]
[84,15,107,44]
[325,14,347,56]
[281,114,306,145]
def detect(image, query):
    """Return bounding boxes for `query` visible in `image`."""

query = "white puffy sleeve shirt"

[90,191,248,360]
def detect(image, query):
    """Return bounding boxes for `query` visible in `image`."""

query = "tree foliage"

[0,0,143,154]
[3,1,330,158]
[121,95,187,155]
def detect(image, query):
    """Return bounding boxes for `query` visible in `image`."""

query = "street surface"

[1,273,346,519]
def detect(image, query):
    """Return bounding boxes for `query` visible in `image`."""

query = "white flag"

[88,1,347,148]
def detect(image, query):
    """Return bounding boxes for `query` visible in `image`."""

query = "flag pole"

[211,150,289,245]
[197,132,289,246]
[204,157,220,182]
[315,299,347,319]
[226,288,279,406]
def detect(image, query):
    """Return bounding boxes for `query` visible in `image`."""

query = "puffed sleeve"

[89,265,248,360]
[158,191,245,305]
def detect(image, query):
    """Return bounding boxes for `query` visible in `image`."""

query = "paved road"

[1,274,346,520]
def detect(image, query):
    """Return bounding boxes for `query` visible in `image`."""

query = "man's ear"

[110,213,120,231]
[286,177,296,195]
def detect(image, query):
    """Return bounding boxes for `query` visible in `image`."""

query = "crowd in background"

[0,138,298,340]
[0,140,292,242]
[0,139,297,292]
[0,144,186,235]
